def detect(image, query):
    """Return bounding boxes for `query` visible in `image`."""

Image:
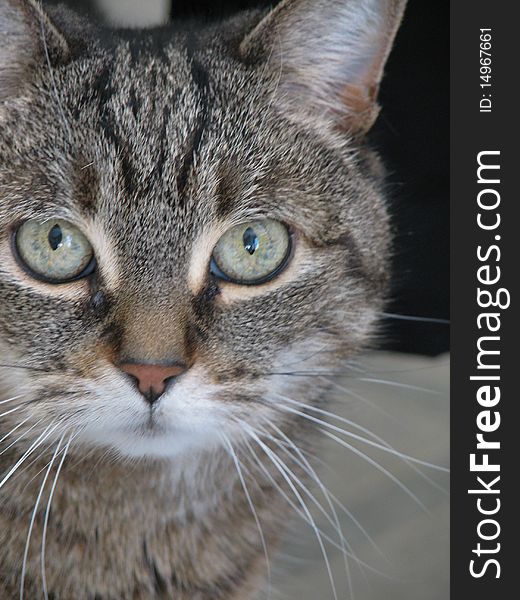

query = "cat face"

[0,0,405,459]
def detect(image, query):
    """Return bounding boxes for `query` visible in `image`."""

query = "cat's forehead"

[0,16,386,295]
[38,36,258,227]
[41,41,320,229]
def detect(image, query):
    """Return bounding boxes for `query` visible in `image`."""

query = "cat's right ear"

[0,0,69,100]
[240,0,407,136]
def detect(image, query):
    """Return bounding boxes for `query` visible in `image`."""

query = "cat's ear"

[241,0,407,135]
[0,0,69,100]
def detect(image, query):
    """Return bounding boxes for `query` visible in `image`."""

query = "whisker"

[220,432,272,600]
[0,416,32,445]
[274,396,449,473]
[277,393,392,443]
[323,378,397,421]
[326,487,389,563]
[0,394,24,406]
[256,423,387,561]
[381,312,450,325]
[264,421,384,557]
[266,403,431,511]
[41,432,74,600]
[319,429,430,515]
[266,370,351,378]
[0,419,44,458]
[18,442,72,496]
[0,424,59,491]
[356,377,439,395]
[256,420,358,596]
[243,426,339,600]
[348,362,449,376]
[239,433,392,579]
[275,344,336,371]
[266,365,448,382]
[20,436,64,600]
[0,404,24,418]
[0,363,50,373]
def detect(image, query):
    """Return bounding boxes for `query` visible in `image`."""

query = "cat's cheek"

[0,343,34,397]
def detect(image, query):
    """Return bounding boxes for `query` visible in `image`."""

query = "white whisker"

[0,394,24,406]
[326,487,389,563]
[319,429,430,514]
[41,432,73,600]
[382,312,450,325]
[240,433,392,580]
[18,443,72,496]
[275,396,449,473]
[220,432,272,600]
[257,420,358,596]
[0,404,24,418]
[243,426,339,600]
[257,423,386,562]
[357,377,439,395]
[324,377,397,420]
[260,419,391,566]
[0,424,59,491]
[271,396,432,512]
[0,416,32,446]
[20,435,64,600]
[0,419,45,459]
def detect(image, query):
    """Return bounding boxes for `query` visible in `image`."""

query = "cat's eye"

[211,219,291,285]
[14,219,95,283]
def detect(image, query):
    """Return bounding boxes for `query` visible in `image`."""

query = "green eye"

[211,219,291,285]
[14,219,95,283]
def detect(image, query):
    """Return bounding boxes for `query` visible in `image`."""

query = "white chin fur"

[81,425,222,459]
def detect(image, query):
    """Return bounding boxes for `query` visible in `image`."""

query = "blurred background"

[42,1,450,598]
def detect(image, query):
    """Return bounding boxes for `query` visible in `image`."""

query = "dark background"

[45,0,450,356]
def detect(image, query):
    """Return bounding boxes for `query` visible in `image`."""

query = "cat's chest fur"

[0,450,279,599]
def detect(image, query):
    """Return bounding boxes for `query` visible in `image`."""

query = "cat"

[0,0,407,598]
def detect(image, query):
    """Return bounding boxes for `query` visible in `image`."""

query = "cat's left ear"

[241,0,407,135]
[0,0,70,100]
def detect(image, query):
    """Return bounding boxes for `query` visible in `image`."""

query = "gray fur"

[0,0,406,597]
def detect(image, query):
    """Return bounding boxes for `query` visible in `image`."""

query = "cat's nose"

[119,362,186,404]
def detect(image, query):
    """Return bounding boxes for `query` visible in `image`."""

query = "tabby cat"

[0,0,406,597]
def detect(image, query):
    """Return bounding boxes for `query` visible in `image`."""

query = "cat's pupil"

[243,227,259,256]
[48,224,63,251]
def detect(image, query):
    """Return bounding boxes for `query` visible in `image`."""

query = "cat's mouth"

[140,412,166,435]
[74,386,227,458]
[142,406,190,438]
[79,418,221,458]
[124,405,185,437]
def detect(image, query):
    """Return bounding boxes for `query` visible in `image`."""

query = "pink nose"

[119,363,186,402]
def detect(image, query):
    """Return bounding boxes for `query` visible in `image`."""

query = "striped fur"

[0,1,406,597]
